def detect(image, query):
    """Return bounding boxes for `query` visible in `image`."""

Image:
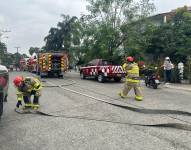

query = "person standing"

[163,57,173,83]
[118,56,143,101]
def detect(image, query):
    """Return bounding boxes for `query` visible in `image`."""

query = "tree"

[28,47,40,56]
[145,6,191,64]
[78,0,154,62]
[44,27,62,51]
[44,15,81,52]
[0,42,7,65]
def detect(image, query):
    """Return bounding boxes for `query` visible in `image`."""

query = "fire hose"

[14,108,191,131]
[14,80,191,131]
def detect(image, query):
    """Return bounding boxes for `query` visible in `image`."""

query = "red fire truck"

[19,58,29,71]
[28,57,37,73]
[80,59,126,82]
[37,52,69,78]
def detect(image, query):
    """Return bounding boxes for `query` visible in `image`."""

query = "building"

[149,6,191,25]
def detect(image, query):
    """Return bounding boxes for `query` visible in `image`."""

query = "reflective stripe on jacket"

[16,77,42,101]
[123,63,140,83]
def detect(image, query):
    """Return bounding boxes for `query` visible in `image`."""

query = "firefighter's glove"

[16,101,22,108]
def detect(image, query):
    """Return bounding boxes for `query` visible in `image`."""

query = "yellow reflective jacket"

[16,77,42,101]
[123,63,140,83]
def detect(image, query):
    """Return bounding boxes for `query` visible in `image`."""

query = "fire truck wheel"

[40,73,45,78]
[98,74,105,83]
[80,72,86,79]
[114,77,121,82]
[59,75,63,78]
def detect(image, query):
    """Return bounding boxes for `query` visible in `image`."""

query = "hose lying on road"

[16,80,191,131]
[57,83,191,117]
[66,83,191,117]
[14,108,191,132]
[42,79,76,87]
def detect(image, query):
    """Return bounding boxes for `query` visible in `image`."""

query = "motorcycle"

[144,67,161,89]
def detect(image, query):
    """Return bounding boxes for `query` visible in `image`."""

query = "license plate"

[117,74,121,77]
[155,80,160,83]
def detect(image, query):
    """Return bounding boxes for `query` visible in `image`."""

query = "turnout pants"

[23,90,40,107]
[122,81,143,101]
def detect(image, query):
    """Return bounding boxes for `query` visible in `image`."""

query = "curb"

[165,85,191,92]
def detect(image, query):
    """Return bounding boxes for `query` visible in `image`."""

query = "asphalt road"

[0,71,191,150]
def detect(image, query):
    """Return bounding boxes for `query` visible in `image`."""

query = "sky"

[0,0,190,55]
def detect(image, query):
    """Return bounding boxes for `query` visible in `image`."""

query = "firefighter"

[13,76,42,110]
[119,56,143,101]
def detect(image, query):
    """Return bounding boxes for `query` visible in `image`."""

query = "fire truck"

[28,56,37,73]
[19,58,29,71]
[37,52,69,78]
[80,59,126,82]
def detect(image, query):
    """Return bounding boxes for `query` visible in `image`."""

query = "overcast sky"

[0,0,190,55]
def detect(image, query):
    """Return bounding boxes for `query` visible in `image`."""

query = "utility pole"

[15,46,20,71]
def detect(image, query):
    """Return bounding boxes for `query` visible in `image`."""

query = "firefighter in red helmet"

[13,76,42,110]
[119,56,143,101]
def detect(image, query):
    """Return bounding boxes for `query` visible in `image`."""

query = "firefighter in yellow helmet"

[119,56,143,101]
[13,76,42,110]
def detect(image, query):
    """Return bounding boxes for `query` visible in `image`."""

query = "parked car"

[80,59,126,83]
[0,65,9,117]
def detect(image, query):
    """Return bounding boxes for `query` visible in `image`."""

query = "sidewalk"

[163,83,191,92]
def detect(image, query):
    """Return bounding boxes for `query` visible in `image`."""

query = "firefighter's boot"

[135,96,143,101]
[23,96,32,111]
[22,103,32,113]
[33,96,40,110]
[118,92,125,98]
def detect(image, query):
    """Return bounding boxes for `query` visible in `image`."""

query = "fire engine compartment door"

[51,55,62,71]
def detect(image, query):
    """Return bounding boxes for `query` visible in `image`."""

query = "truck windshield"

[102,60,113,66]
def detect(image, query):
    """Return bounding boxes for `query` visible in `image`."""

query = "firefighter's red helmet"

[126,56,134,62]
[13,76,24,87]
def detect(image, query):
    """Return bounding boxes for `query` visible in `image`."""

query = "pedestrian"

[163,57,173,83]
[13,76,42,110]
[118,56,143,101]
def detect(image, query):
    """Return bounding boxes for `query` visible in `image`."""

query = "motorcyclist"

[119,56,143,101]
[13,76,42,110]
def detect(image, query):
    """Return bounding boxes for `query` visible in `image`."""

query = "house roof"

[150,6,191,20]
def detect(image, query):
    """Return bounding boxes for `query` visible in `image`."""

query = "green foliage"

[145,6,191,64]
[76,0,154,64]
[28,47,40,56]
[0,42,7,65]
[42,0,155,66]
[44,15,81,52]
